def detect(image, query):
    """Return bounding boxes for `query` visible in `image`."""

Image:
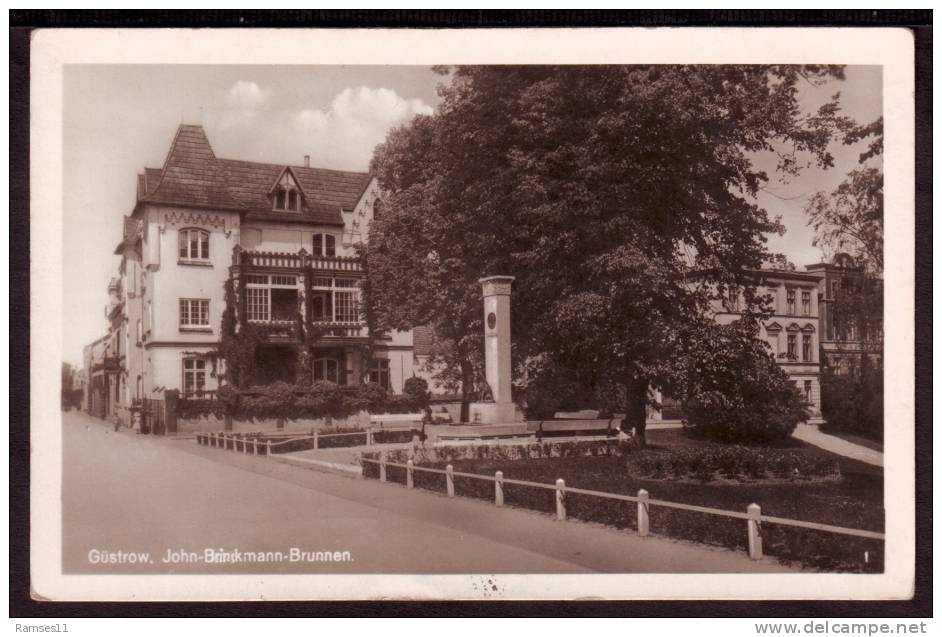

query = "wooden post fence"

[379,451,387,482]
[406,459,414,489]
[747,503,763,560]
[266,440,271,457]
[446,464,455,497]
[495,471,504,507]
[555,479,566,521]
[637,489,650,537]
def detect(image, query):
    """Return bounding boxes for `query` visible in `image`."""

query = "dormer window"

[271,168,302,212]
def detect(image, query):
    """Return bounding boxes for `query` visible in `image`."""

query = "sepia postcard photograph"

[26,25,917,603]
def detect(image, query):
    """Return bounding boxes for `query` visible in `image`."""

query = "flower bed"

[361,436,883,572]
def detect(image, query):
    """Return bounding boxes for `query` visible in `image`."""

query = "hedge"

[177,380,426,421]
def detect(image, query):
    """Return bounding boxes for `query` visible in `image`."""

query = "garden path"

[792,423,884,467]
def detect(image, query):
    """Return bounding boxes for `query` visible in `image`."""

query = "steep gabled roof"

[143,125,244,211]
[138,124,372,226]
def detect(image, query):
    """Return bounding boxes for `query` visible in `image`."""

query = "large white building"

[91,124,415,426]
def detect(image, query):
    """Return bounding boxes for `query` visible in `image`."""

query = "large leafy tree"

[368,65,850,440]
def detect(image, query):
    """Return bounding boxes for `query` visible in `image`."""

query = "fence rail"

[196,426,415,455]
[359,456,885,560]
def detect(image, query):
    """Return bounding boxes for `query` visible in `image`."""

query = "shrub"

[629,445,840,482]
[680,326,809,443]
[820,356,883,442]
[402,377,430,410]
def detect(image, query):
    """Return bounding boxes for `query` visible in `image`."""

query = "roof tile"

[141,125,372,226]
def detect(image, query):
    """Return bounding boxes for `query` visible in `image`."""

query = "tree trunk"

[624,375,649,446]
[459,358,473,423]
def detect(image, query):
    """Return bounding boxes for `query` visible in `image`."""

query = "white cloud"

[291,86,433,170]
[211,84,434,171]
[226,80,270,109]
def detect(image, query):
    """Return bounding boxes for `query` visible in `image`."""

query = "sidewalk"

[792,423,883,467]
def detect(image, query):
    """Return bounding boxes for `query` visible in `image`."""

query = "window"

[246,288,269,322]
[726,288,740,312]
[179,298,210,329]
[245,275,298,322]
[369,359,390,390]
[802,334,813,361]
[803,380,813,405]
[786,288,796,314]
[801,290,811,316]
[313,233,336,257]
[310,277,360,323]
[787,334,797,359]
[178,228,210,261]
[313,358,340,383]
[183,358,207,396]
[272,171,302,212]
[830,280,840,299]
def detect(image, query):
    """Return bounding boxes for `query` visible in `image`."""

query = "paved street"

[62,410,794,575]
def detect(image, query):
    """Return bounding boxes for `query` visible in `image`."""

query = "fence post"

[379,451,387,482]
[637,489,650,537]
[446,464,455,497]
[555,479,566,521]
[266,440,271,457]
[243,435,249,454]
[495,471,504,507]
[367,427,374,446]
[253,438,258,456]
[407,459,414,489]
[747,503,763,560]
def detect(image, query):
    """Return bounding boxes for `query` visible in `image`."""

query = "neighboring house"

[82,333,113,418]
[804,253,883,374]
[707,268,823,418]
[85,124,415,425]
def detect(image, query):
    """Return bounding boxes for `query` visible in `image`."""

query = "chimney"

[303,155,310,168]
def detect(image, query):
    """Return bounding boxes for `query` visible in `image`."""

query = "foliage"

[368,65,852,436]
[177,381,426,421]
[402,376,430,410]
[807,167,883,275]
[820,355,884,442]
[678,321,809,443]
[628,444,840,482]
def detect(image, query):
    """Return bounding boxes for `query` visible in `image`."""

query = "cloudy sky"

[62,65,881,366]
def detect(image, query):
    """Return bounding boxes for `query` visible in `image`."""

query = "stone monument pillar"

[470,276,520,424]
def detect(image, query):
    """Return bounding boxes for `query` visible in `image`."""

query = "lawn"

[374,429,884,573]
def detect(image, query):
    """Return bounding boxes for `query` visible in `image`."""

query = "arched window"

[178,228,210,261]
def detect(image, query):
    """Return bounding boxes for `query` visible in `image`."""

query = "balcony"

[234,247,363,274]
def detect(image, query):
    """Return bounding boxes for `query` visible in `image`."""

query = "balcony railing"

[312,321,368,338]
[238,249,363,273]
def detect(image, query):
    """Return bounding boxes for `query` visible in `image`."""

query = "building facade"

[804,253,883,374]
[87,124,415,426]
[711,269,824,418]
